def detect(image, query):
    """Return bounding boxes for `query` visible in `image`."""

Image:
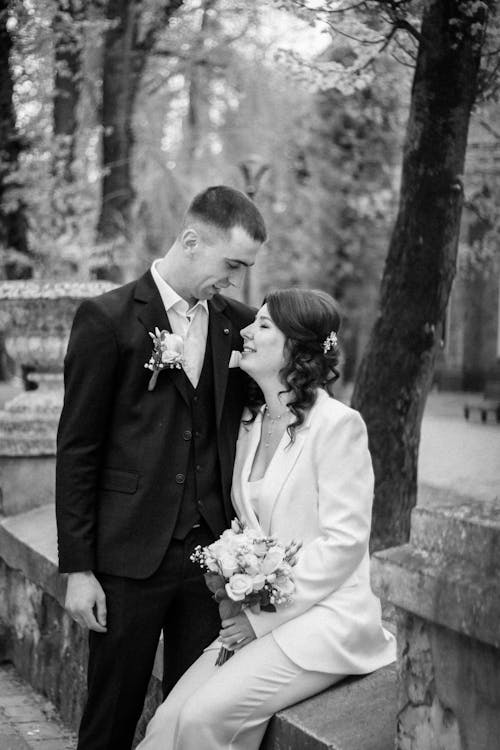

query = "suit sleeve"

[55,299,119,573]
[245,409,374,638]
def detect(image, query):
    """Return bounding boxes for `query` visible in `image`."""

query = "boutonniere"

[144,327,184,391]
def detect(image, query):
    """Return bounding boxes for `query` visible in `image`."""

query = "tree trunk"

[51,0,84,244]
[184,0,217,171]
[0,0,32,280]
[351,0,492,551]
[53,0,84,180]
[95,0,182,280]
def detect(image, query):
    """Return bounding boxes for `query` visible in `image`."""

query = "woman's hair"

[245,288,342,441]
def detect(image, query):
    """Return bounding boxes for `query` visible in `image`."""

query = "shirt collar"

[151,259,208,316]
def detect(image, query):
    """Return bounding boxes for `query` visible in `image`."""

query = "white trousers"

[136,633,341,750]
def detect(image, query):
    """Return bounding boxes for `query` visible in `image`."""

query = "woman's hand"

[219,612,256,651]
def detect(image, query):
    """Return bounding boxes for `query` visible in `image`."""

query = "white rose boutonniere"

[144,327,184,391]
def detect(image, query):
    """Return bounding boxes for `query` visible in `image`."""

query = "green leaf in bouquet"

[260,603,277,612]
[204,572,225,593]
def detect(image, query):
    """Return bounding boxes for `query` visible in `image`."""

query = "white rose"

[208,540,224,558]
[159,332,184,354]
[205,557,220,573]
[251,574,266,591]
[275,576,295,597]
[220,554,239,578]
[240,553,260,576]
[276,562,293,577]
[261,546,285,575]
[252,540,268,557]
[226,574,254,601]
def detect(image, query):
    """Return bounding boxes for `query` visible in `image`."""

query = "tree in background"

[49,0,89,264]
[94,0,183,280]
[0,0,32,279]
[305,50,405,381]
[279,0,499,551]
[351,0,497,551]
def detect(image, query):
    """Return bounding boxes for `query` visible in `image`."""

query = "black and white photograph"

[0,1,499,749]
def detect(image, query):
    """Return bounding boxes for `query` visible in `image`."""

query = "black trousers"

[76,523,220,750]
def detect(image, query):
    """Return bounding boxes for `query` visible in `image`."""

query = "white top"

[244,476,264,520]
[150,259,208,387]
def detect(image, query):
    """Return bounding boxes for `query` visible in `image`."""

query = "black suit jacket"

[55,270,255,578]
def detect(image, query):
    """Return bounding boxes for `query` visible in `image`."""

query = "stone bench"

[0,504,397,749]
[463,399,500,423]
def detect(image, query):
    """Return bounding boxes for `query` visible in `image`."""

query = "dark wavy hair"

[245,288,342,441]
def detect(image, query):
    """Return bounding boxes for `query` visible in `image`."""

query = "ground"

[0,664,75,750]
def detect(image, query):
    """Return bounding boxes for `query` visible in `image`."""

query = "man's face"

[184,224,261,301]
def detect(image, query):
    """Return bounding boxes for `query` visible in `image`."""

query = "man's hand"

[219,612,256,652]
[65,571,107,633]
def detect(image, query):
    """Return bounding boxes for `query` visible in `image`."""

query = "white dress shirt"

[151,259,208,388]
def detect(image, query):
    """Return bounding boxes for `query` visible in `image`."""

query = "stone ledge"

[0,505,65,606]
[410,499,500,574]
[263,665,396,750]
[372,543,500,649]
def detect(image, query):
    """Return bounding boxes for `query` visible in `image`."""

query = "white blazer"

[231,389,396,674]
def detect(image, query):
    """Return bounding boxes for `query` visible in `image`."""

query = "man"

[56,185,266,750]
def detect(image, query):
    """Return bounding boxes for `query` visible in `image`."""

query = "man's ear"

[181,227,199,255]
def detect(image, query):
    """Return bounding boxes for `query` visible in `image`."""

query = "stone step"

[262,665,396,750]
[409,499,500,575]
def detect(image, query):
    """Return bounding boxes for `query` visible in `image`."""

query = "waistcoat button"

[183,430,192,440]
[175,473,185,484]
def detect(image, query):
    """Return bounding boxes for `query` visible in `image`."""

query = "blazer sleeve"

[55,299,120,573]
[245,409,374,639]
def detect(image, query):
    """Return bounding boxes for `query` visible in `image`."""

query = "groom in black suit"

[55,186,266,750]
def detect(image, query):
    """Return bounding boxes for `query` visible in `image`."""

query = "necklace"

[263,405,289,448]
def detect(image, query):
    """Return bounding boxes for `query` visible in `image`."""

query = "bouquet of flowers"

[191,519,301,665]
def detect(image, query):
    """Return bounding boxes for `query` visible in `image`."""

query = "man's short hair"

[186,185,267,243]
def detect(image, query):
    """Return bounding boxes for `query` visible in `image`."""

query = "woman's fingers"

[232,638,249,652]
[220,623,240,638]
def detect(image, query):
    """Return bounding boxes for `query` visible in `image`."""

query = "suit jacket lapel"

[134,271,190,405]
[209,296,233,426]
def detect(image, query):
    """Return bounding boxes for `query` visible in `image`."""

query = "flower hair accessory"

[322,330,338,355]
[145,327,184,391]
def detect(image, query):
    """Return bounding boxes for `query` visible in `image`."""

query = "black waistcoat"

[172,330,226,539]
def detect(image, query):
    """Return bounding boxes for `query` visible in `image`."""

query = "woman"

[138,288,396,750]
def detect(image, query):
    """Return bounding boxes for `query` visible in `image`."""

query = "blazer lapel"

[259,426,308,534]
[231,414,263,532]
[134,271,190,404]
[209,296,234,426]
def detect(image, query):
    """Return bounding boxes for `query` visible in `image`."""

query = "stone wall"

[373,500,500,750]
[0,506,162,747]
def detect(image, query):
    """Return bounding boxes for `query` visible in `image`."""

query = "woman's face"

[240,304,287,380]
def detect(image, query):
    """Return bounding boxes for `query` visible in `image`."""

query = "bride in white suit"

[137,288,396,750]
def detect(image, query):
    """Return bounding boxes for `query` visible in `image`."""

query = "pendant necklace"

[263,405,289,448]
